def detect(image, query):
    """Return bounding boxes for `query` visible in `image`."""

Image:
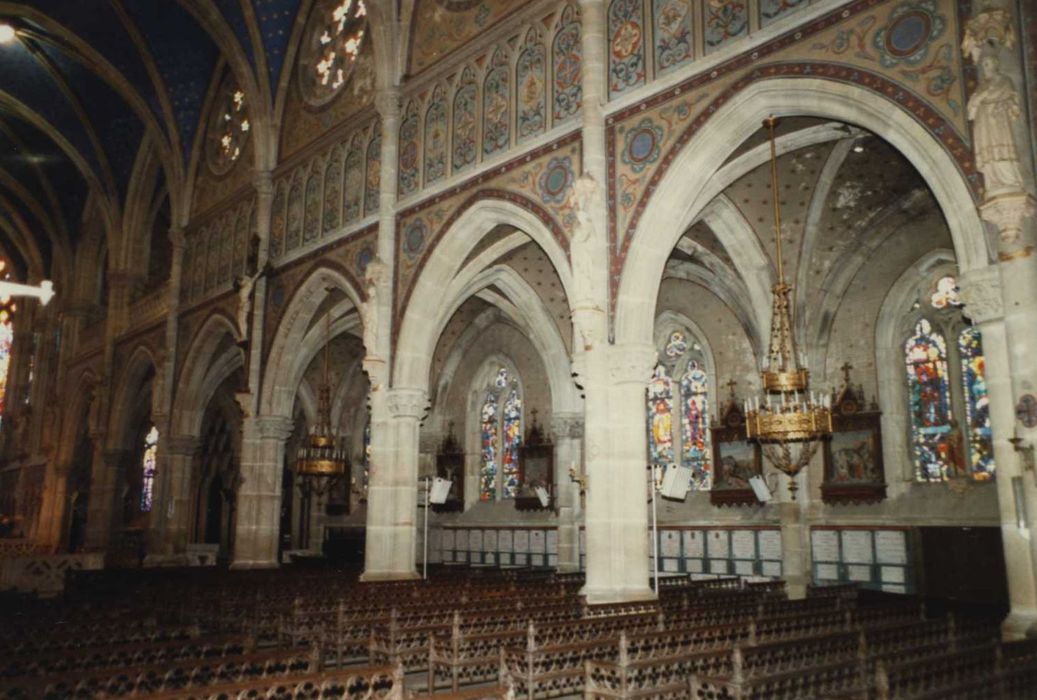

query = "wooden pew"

[689,632,866,700]
[874,644,1000,700]
[0,646,319,700]
[0,634,254,678]
[143,662,403,700]
[0,623,201,657]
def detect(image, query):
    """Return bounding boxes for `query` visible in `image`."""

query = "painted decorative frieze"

[704,0,749,53]
[609,0,648,97]
[517,29,548,142]
[182,196,256,305]
[653,0,695,75]
[269,119,381,264]
[408,0,533,74]
[400,6,582,200]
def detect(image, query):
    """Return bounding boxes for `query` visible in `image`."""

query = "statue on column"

[967,52,1026,197]
[235,234,267,344]
[360,255,387,362]
[571,174,607,351]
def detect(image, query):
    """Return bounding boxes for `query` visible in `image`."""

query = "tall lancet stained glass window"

[647,365,674,465]
[478,367,523,500]
[905,319,953,482]
[502,388,522,498]
[479,392,499,500]
[646,330,712,489]
[959,327,994,479]
[140,425,159,512]
[0,257,15,424]
[680,361,711,489]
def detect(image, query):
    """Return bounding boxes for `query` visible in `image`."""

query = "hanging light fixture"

[295,311,349,492]
[744,117,832,499]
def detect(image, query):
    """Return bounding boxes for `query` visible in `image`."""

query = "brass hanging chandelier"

[295,312,349,489]
[744,116,832,499]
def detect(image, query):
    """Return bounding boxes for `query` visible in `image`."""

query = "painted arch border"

[612,71,988,346]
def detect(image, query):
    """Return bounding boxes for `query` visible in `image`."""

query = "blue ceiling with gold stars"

[0,0,308,280]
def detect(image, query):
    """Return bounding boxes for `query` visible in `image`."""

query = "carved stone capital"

[374,88,401,121]
[551,413,584,441]
[387,388,428,420]
[981,192,1036,253]
[959,266,1004,323]
[168,226,186,249]
[163,435,202,456]
[246,415,295,442]
[253,171,274,198]
[102,448,130,466]
[608,344,657,385]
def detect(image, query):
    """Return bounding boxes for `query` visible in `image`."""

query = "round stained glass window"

[206,76,251,176]
[299,0,368,107]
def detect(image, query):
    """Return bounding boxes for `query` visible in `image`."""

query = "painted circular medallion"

[403,219,427,258]
[884,10,931,58]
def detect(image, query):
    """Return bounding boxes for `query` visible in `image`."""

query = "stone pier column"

[962,266,1037,638]
[148,226,186,558]
[233,415,292,568]
[35,462,70,551]
[157,436,201,554]
[778,501,809,599]
[362,387,425,580]
[551,412,583,572]
[84,447,128,551]
[582,345,655,603]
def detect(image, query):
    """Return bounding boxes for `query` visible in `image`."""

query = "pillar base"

[142,554,188,568]
[359,569,421,582]
[1002,610,1037,640]
[580,584,657,605]
[229,559,280,570]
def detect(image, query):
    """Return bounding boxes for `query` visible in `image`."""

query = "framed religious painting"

[433,430,465,512]
[516,416,554,511]
[710,403,762,507]
[822,412,887,505]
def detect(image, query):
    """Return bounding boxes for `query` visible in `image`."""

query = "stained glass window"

[361,417,371,497]
[140,425,159,512]
[479,392,499,501]
[930,275,962,310]
[647,365,674,465]
[0,259,15,425]
[299,0,368,106]
[478,367,523,501]
[959,327,994,479]
[646,330,713,490]
[206,76,250,176]
[904,319,953,482]
[680,360,711,489]
[502,389,522,498]
[0,306,13,421]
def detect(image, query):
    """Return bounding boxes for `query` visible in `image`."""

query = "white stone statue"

[967,53,1026,197]
[360,256,387,359]
[570,174,607,350]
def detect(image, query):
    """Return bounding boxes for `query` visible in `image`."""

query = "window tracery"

[478,366,523,501]
[647,329,712,490]
[903,274,994,483]
[206,77,250,176]
[0,258,15,424]
[140,425,159,513]
[299,0,368,107]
